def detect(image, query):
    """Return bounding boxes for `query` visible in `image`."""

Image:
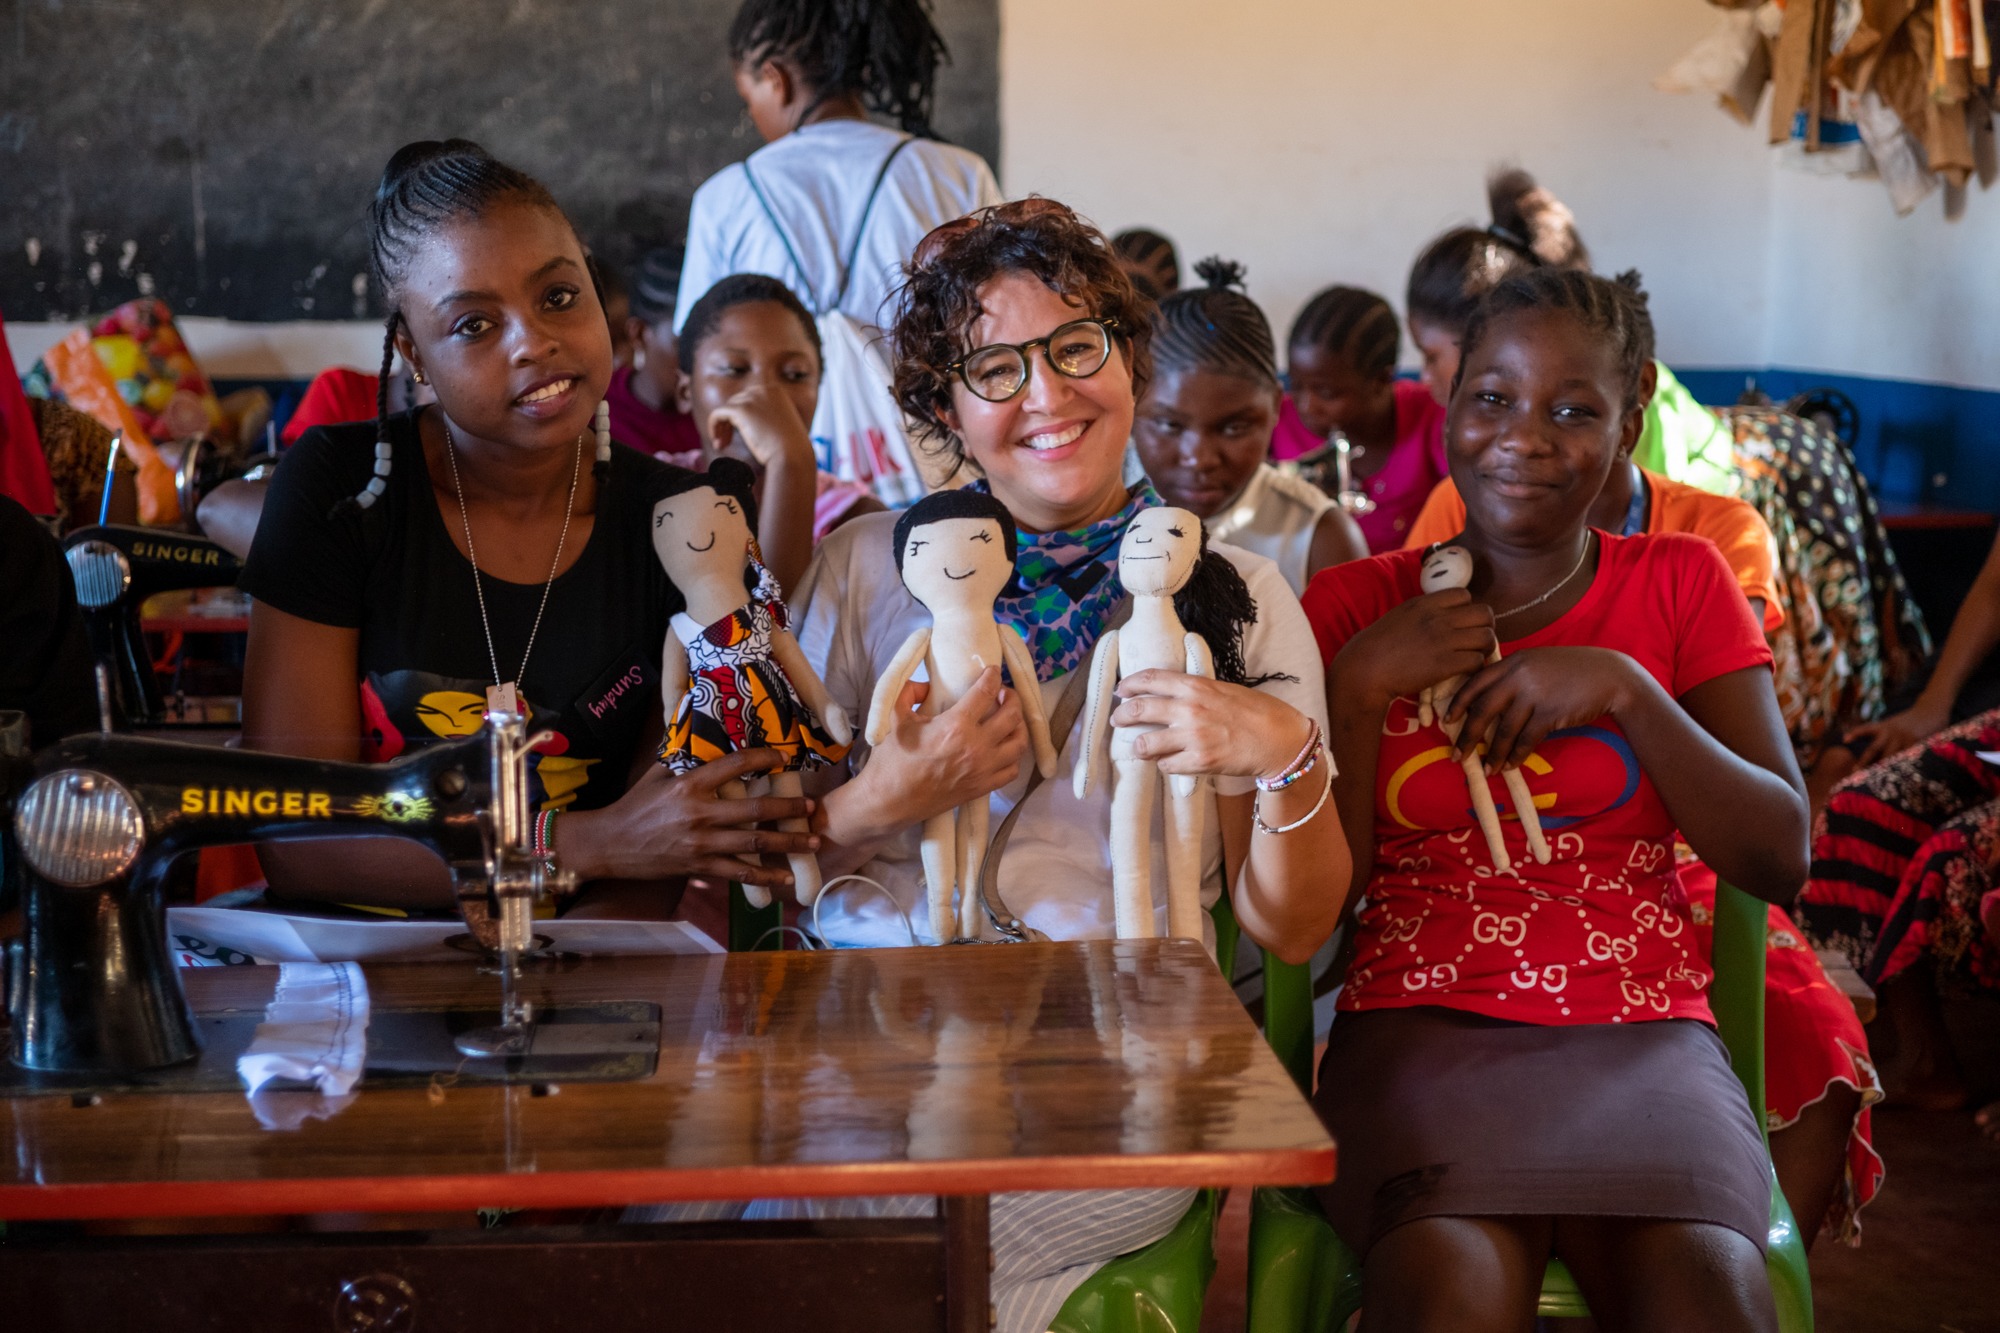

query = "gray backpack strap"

[976,599,1132,941]
[741,134,912,318]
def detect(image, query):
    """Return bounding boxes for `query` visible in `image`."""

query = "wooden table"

[0,940,1333,1331]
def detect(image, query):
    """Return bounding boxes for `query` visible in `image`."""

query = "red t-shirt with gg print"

[1299,531,1772,1026]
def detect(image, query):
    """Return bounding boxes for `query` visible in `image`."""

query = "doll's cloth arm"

[865,626,933,746]
[1001,624,1059,779]
[768,623,851,745]
[659,630,691,730]
[1071,628,1121,801]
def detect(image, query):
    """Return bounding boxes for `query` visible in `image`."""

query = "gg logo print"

[1471,910,1529,947]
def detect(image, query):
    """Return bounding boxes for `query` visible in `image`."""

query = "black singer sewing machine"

[2,713,578,1078]
[61,524,244,730]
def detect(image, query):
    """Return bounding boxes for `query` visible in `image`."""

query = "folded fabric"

[236,960,370,1097]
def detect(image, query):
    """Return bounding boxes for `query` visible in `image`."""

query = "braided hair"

[1174,524,1284,688]
[1406,168,1589,335]
[727,0,949,137]
[336,139,603,518]
[1150,257,1279,391]
[1287,285,1399,382]
[629,247,685,329]
[1453,267,1656,412]
[1111,227,1181,300]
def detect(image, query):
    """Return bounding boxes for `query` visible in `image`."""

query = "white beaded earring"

[595,399,612,467]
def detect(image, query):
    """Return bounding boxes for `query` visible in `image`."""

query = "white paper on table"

[170,906,722,966]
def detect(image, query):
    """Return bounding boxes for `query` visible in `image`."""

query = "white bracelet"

[1252,751,1333,835]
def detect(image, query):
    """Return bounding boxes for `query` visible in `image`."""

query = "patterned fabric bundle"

[1722,406,1930,770]
[1802,708,2000,994]
[978,478,1162,682]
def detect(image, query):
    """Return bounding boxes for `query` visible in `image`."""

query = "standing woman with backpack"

[678,0,1003,506]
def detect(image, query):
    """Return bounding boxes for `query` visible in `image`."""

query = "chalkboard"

[0,0,1000,323]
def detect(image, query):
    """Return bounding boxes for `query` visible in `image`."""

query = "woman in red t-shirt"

[1301,268,1809,1329]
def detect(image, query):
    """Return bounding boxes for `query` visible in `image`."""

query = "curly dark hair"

[888,197,1155,480]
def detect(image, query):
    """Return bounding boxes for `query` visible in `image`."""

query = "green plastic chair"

[1242,878,1815,1332]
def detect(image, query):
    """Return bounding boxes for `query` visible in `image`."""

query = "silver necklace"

[1492,531,1595,621]
[440,417,582,695]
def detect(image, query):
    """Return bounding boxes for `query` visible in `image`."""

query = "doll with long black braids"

[1074,507,1282,940]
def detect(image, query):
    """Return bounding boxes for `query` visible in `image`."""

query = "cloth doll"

[1074,507,1265,941]
[651,458,851,906]
[1417,543,1552,872]
[864,489,1058,944]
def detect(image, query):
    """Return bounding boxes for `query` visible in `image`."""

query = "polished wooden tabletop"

[0,939,1333,1220]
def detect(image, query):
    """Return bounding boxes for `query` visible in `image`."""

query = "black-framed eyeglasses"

[947,317,1121,403]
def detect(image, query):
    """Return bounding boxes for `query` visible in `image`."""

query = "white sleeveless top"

[1202,465,1336,595]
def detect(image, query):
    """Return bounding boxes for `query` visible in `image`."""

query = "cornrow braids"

[1406,167,1589,334]
[1112,227,1181,297]
[1452,267,1656,412]
[677,272,824,371]
[334,138,601,518]
[727,0,948,137]
[629,247,685,328]
[1287,285,1399,381]
[1150,256,1279,391]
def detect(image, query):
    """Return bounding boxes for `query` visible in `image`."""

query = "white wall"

[998,0,2000,392]
[11,1,1997,393]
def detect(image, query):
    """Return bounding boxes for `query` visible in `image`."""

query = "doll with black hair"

[865,487,1058,943]
[652,458,852,906]
[1075,507,1270,941]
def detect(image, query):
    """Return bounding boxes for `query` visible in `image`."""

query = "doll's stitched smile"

[686,531,717,552]
[945,567,975,580]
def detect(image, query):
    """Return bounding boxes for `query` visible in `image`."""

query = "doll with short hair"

[865,489,1059,943]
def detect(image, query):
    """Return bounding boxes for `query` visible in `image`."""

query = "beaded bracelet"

[1253,754,1333,835]
[1257,720,1324,792]
[532,809,560,863]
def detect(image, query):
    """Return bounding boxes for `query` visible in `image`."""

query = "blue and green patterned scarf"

[974,478,1162,681]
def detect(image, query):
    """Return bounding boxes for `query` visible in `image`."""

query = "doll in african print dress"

[651,459,851,907]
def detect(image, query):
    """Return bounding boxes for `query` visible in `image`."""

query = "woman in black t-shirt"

[241,140,818,912]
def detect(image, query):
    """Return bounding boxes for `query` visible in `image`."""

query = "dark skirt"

[1312,1006,1770,1258]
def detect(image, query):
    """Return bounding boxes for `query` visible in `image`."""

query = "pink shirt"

[605,365,701,461]
[1271,380,1448,553]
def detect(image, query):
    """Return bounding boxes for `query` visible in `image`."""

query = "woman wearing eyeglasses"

[782,196,1350,1331]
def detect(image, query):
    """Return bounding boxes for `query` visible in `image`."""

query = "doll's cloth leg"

[1111,758,1158,939]
[920,809,958,945]
[1164,782,1205,942]
[1499,766,1552,864]
[957,793,991,941]
[767,769,824,905]
[1458,751,1512,873]
[716,777,773,907]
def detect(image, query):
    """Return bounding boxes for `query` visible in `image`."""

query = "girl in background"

[605,247,701,462]
[1404,167,1736,494]
[679,0,1003,503]
[1272,285,1447,552]
[674,274,882,594]
[1133,258,1365,592]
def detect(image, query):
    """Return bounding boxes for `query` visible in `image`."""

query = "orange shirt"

[1401,468,1783,632]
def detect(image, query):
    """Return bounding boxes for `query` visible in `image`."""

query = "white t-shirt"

[793,510,1332,947]
[677,120,1003,332]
